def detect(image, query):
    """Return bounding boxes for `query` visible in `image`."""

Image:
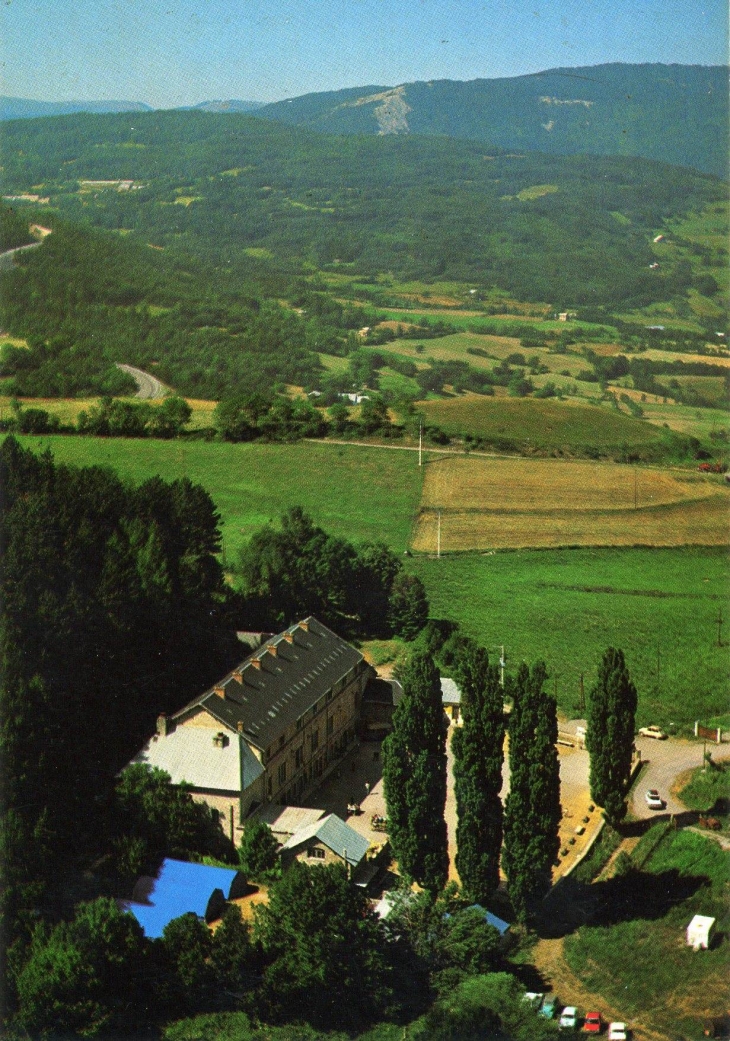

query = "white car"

[645,789,664,810]
[522,991,544,1010]
[559,1006,578,1029]
[608,1024,628,1040]
[638,725,667,740]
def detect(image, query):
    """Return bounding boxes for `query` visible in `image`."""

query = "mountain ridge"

[0,96,154,120]
[257,63,729,177]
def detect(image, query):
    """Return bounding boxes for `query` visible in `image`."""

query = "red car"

[583,1011,602,1033]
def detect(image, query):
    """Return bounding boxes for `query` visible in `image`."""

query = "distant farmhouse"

[130,617,374,839]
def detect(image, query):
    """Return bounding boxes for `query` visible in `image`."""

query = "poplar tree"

[502,662,561,923]
[452,641,505,903]
[383,649,448,894]
[586,647,638,824]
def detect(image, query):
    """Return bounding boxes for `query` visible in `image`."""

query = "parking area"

[282,722,728,889]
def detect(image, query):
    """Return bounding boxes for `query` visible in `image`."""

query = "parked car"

[638,725,667,740]
[540,995,558,1019]
[560,1006,578,1030]
[608,1024,628,1040]
[583,1011,602,1033]
[522,991,544,1011]
[645,789,664,810]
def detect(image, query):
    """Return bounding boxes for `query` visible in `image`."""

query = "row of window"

[268,681,355,758]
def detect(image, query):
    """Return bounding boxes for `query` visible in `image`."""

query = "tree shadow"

[620,810,701,838]
[535,866,707,939]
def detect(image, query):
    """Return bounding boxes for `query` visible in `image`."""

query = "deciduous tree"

[238,818,279,879]
[388,572,429,640]
[15,899,148,1037]
[254,862,389,1027]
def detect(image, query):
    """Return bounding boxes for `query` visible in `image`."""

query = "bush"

[238,819,279,880]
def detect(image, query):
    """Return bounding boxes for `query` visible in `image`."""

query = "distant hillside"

[183,100,265,113]
[2,109,724,308]
[0,96,152,120]
[258,64,729,177]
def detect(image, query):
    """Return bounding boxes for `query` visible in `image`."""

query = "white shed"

[686,914,716,950]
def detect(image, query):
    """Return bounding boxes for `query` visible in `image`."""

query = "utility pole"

[499,646,506,688]
[418,420,423,467]
[437,509,441,558]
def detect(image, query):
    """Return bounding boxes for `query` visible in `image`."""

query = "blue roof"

[443,903,511,936]
[120,858,242,939]
[467,903,511,936]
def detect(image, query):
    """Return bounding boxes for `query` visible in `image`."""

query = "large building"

[131,617,373,839]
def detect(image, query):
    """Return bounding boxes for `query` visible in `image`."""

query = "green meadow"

[13,436,729,724]
[408,546,730,726]
[14,436,423,561]
[417,395,674,457]
[563,829,730,1037]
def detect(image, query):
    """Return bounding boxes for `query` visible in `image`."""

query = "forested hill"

[257,64,729,178]
[1,110,724,309]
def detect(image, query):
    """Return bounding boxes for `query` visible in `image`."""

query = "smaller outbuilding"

[281,812,370,878]
[441,677,463,725]
[120,858,248,939]
[686,914,716,950]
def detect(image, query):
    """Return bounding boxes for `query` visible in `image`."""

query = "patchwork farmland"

[412,456,729,552]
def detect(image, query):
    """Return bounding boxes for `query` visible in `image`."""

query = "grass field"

[563,829,730,1038]
[417,395,676,456]
[678,763,730,813]
[14,436,423,560]
[13,435,728,723]
[412,455,728,551]
[407,546,729,725]
[0,395,219,430]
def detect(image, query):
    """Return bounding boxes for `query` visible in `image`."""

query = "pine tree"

[586,647,638,824]
[383,650,448,893]
[452,641,505,903]
[502,662,561,923]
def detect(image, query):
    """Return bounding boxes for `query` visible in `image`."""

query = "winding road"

[115,363,169,399]
[630,733,730,819]
[0,241,42,270]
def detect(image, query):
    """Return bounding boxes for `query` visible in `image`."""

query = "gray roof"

[440,677,462,706]
[131,725,264,793]
[281,812,370,868]
[257,803,325,839]
[174,617,366,751]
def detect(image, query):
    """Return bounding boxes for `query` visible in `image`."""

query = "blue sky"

[2,0,727,107]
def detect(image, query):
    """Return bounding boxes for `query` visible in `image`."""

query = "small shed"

[686,914,716,950]
[441,677,462,725]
